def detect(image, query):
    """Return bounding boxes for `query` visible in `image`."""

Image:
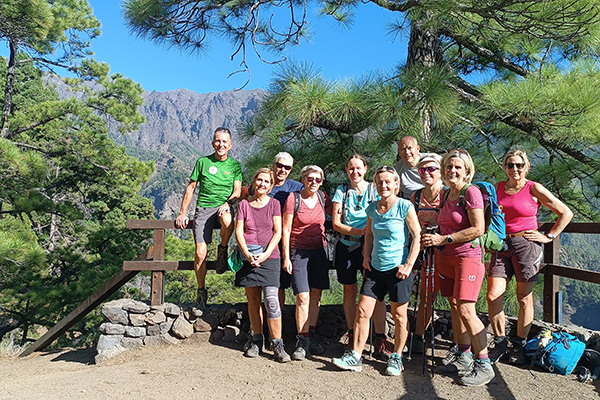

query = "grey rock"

[99,322,126,335]
[129,313,146,327]
[171,315,194,339]
[191,307,204,319]
[144,333,180,347]
[147,324,161,336]
[163,303,181,317]
[96,334,123,351]
[146,311,167,325]
[193,318,212,332]
[160,318,174,335]
[222,325,240,342]
[185,332,211,345]
[123,300,151,314]
[101,304,129,325]
[125,326,146,338]
[121,337,144,349]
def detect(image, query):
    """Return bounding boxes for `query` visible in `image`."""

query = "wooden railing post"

[543,238,561,323]
[151,228,166,306]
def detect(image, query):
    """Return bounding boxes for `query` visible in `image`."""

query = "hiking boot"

[309,331,324,355]
[409,334,424,354]
[332,349,363,372]
[374,336,393,360]
[194,288,208,313]
[436,351,473,375]
[442,343,459,365]
[292,335,310,360]
[242,330,253,352]
[488,337,508,364]
[460,358,496,386]
[342,331,354,350]
[215,244,229,274]
[509,340,527,366]
[385,353,404,376]
[273,339,291,363]
[245,341,262,358]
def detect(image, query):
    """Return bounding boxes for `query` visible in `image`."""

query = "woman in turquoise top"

[332,165,421,376]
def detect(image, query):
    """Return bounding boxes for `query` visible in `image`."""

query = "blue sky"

[88,1,407,94]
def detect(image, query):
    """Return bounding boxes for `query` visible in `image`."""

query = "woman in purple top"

[235,168,290,363]
[421,149,494,386]
[487,150,572,365]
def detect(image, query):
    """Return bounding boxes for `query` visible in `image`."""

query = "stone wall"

[95,299,600,363]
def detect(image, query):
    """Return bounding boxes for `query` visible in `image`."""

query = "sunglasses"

[376,165,397,173]
[506,163,525,170]
[448,148,469,155]
[418,166,439,174]
[306,176,323,184]
[275,162,292,171]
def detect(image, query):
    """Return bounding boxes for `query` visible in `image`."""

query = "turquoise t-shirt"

[190,154,243,207]
[332,183,380,246]
[365,198,413,272]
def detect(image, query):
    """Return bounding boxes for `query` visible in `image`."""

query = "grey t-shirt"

[395,156,425,200]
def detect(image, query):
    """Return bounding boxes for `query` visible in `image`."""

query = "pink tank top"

[497,180,540,233]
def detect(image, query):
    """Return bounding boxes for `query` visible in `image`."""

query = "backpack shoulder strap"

[317,190,326,212]
[341,183,350,221]
[293,191,301,216]
[413,188,423,213]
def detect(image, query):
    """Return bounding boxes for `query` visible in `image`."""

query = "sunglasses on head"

[418,166,439,174]
[506,162,525,170]
[376,165,397,173]
[275,162,292,171]
[306,176,323,184]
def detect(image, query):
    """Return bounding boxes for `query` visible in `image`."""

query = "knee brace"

[263,286,282,320]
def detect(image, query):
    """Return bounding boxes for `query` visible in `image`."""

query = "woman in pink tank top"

[486,150,573,366]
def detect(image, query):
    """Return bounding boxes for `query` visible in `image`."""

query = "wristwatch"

[446,235,454,244]
[546,232,555,241]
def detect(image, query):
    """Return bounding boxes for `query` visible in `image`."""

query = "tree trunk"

[1,39,17,138]
[406,17,442,143]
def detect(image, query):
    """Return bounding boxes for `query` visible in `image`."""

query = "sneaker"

[242,330,253,352]
[509,341,527,366]
[385,353,404,376]
[374,336,393,360]
[273,339,291,363]
[442,343,459,365]
[292,335,310,361]
[460,358,496,386]
[245,341,262,358]
[215,244,229,274]
[436,351,473,375]
[332,349,363,372]
[194,288,208,312]
[309,331,324,355]
[409,334,424,354]
[488,337,508,364]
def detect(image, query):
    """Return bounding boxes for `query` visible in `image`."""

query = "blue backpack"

[442,182,506,252]
[525,332,586,375]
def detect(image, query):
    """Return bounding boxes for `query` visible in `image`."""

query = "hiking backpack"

[293,190,326,216]
[525,331,586,375]
[341,182,378,223]
[442,181,506,252]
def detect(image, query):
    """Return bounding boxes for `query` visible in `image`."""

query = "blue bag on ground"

[524,332,586,375]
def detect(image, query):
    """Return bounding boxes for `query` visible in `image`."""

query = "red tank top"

[497,180,540,233]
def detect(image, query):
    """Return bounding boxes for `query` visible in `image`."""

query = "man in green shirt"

[175,127,242,310]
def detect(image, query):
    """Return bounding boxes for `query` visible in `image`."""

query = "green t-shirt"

[190,154,242,207]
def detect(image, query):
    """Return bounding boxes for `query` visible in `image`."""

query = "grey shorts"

[192,206,223,244]
[489,236,544,282]
[290,248,331,295]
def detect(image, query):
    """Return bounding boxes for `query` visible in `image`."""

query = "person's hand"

[396,264,412,280]
[524,229,551,243]
[355,226,367,236]
[362,257,372,272]
[217,202,231,216]
[283,258,293,274]
[250,253,267,267]
[175,214,189,230]
[421,233,445,247]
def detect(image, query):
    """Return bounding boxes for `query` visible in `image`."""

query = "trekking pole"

[428,245,436,377]
[406,264,422,362]
[369,317,374,359]
[422,231,430,375]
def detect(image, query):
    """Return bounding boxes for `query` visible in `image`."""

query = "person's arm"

[235,217,253,262]
[324,192,333,216]
[240,185,250,200]
[526,182,574,243]
[332,202,366,236]
[217,180,242,216]
[362,216,374,272]
[175,180,198,229]
[282,213,293,274]
[397,206,421,279]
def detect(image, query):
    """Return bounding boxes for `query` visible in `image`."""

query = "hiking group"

[175,129,573,387]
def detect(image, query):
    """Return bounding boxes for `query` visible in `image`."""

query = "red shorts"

[436,251,484,302]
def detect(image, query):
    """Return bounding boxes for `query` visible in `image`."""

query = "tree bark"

[1,39,17,138]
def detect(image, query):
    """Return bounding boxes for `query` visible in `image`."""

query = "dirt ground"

[1,338,599,400]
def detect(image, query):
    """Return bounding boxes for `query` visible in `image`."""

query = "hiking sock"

[458,344,472,354]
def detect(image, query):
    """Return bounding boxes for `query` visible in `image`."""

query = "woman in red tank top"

[486,150,573,366]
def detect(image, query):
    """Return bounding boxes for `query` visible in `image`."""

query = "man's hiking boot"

[292,335,310,360]
[489,337,508,364]
[436,351,473,375]
[460,358,496,386]
[509,339,527,366]
[194,287,208,313]
[273,339,291,363]
[215,244,229,274]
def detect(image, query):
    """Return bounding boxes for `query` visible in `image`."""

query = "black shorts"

[235,258,281,288]
[192,206,223,244]
[360,267,414,304]
[290,248,330,294]
[334,240,364,285]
